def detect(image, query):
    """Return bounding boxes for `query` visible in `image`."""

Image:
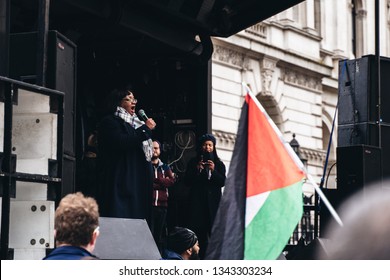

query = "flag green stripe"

[244,180,303,260]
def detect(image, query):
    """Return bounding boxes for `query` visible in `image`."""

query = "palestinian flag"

[205,85,305,260]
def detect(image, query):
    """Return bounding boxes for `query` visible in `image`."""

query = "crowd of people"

[44,87,226,260]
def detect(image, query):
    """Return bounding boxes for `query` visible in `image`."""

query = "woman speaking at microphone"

[97,88,156,224]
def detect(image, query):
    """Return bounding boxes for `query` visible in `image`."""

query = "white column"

[276,7,295,24]
[355,2,368,57]
[334,0,350,57]
[304,0,316,32]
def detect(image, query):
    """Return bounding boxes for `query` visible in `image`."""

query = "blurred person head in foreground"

[318,181,390,260]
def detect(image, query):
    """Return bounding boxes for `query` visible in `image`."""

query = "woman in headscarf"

[184,133,226,259]
[97,88,156,224]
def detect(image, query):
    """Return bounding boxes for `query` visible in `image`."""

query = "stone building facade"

[211,0,390,197]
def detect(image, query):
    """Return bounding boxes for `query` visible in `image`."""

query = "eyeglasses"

[122,97,137,104]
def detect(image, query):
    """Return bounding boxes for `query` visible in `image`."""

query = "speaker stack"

[336,55,390,200]
[2,31,76,259]
[319,55,390,237]
[9,31,77,197]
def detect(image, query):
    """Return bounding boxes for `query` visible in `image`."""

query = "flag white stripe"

[245,191,270,227]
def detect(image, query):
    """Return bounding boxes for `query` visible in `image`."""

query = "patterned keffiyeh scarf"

[115,106,153,162]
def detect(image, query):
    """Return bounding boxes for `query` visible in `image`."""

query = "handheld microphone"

[138,109,149,122]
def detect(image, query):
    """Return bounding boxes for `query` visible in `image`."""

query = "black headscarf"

[198,133,219,162]
[198,133,216,146]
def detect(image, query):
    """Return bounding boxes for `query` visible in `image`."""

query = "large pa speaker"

[337,122,390,178]
[61,156,76,197]
[9,31,77,157]
[94,217,161,260]
[326,145,382,236]
[336,145,382,200]
[338,55,390,125]
[322,146,383,237]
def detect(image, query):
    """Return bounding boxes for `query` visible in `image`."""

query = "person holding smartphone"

[184,133,226,259]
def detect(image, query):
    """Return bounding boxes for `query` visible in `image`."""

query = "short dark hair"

[105,88,133,113]
[153,139,161,148]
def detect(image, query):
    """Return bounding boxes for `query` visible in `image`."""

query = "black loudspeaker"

[338,55,390,125]
[61,156,76,197]
[336,145,382,200]
[9,31,77,157]
[321,146,382,236]
[338,122,378,147]
[94,217,161,260]
[10,31,77,197]
[338,123,390,178]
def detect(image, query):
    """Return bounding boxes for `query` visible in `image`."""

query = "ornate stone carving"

[212,45,248,68]
[356,9,367,19]
[301,148,326,162]
[260,57,277,96]
[283,68,322,92]
[213,130,236,150]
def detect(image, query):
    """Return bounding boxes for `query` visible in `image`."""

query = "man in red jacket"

[150,140,176,253]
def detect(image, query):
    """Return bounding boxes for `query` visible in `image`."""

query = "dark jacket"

[43,246,97,260]
[162,249,184,260]
[152,159,175,207]
[185,156,226,232]
[184,156,225,259]
[97,115,153,222]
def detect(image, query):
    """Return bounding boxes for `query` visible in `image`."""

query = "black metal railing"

[288,204,317,246]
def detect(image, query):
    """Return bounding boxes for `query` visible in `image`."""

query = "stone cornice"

[267,20,322,42]
[213,37,332,77]
[212,45,249,69]
[243,22,268,39]
[301,147,326,162]
[356,9,367,19]
[282,67,323,92]
[213,130,236,149]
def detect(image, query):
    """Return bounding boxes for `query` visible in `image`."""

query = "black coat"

[185,156,226,237]
[97,115,153,223]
